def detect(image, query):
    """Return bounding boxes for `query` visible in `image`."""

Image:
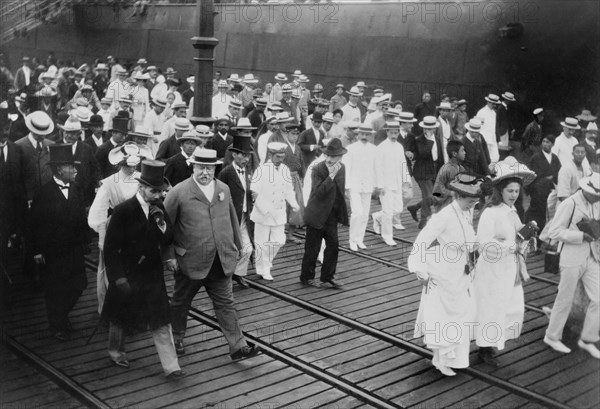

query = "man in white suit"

[345,123,377,251]
[250,142,299,280]
[371,121,412,246]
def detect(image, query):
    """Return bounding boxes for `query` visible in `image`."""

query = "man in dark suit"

[246,98,267,132]
[30,144,88,341]
[59,119,100,206]
[301,139,349,289]
[462,118,492,177]
[164,131,201,187]
[211,118,236,160]
[413,91,435,135]
[218,134,255,288]
[406,116,445,229]
[102,160,184,378]
[95,117,129,178]
[298,111,326,169]
[83,114,108,153]
[8,94,30,142]
[13,56,33,94]
[525,134,562,233]
[155,118,192,162]
[583,126,599,169]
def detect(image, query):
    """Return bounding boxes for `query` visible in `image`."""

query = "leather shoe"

[418,219,428,229]
[577,339,599,358]
[478,347,500,367]
[320,280,344,289]
[53,331,68,341]
[175,339,185,356]
[166,369,186,379]
[230,345,260,361]
[300,279,318,287]
[544,336,571,354]
[112,359,130,368]
[408,205,419,222]
[233,275,250,288]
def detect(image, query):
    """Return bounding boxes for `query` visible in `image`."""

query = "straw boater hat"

[397,112,417,123]
[356,81,367,88]
[100,97,112,105]
[217,80,228,88]
[357,122,375,133]
[232,117,256,131]
[268,102,284,112]
[267,142,287,154]
[576,109,597,122]
[136,160,170,190]
[297,75,310,83]
[174,118,192,132]
[437,101,452,110]
[242,73,259,84]
[282,84,293,93]
[118,95,133,104]
[457,99,468,106]
[313,83,324,93]
[178,130,203,145]
[585,122,599,135]
[533,108,544,116]
[292,70,302,77]
[195,125,214,138]
[187,148,222,165]
[275,112,294,124]
[274,73,288,82]
[25,111,55,136]
[164,67,177,75]
[335,83,345,90]
[137,58,148,65]
[501,92,516,102]
[72,106,92,122]
[129,125,153,139]
[384,121,400,130]
[152,98,167,108]
[229,99,243,109]
[484,94,501,104]
[48,144,80,165]
[229,134,254,154]
[96,63,108,71]
[322,138,347,156]
[108,142,142,166]
[560,117,581,130]
[172,102,187,111]
[57,118,82,132]
[40,72,54,80]
[579,172,600,196]
[322,112,335,123]
[133,72,150,81]
[419,116,440,129]
[347,86,362,97]
[35,87,57,98]
[491,156,536,186]
[448,174,487,198]
[465,118,483,133]
[227,73,241,82]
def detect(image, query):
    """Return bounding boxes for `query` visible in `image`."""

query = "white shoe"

[357,242,367,249]
[349,241,358,251]
[542,306,552,319]
[434,364,456,377]
[578,339,600,359]
[262,274,274,281]
[372,215,381,234]
[544,336,571,353]
[383,238,397,246]
[393,223,405,231]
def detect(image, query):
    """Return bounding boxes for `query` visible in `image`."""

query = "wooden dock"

[1,197,599,409]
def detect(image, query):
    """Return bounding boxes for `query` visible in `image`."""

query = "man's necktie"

[36,142,43,153]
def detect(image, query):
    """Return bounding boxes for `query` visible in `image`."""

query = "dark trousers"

[525,183,551,233]
[43,252,87,333]
[170,253,246,353]
[301,212,339,283]
[409,178,434,220]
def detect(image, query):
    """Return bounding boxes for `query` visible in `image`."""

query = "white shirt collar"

[28,134,40,148]
[135,192,150,219]
[542,150,553,163]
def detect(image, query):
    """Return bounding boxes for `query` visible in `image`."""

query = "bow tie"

[56,183,69,190]
[237,168,245,175]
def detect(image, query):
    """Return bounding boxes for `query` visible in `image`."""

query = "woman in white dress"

[87,144,142,314]
[408,174,487,376]
[474,157,536,366]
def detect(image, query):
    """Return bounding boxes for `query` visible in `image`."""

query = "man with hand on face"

[102,160,184,378]
[301,138,349,288]
[96,117,129,178]
[164,148,260,361]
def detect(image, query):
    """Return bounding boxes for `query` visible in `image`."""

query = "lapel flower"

[218,192,225,202]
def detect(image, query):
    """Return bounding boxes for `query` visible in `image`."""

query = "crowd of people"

[1,56,599,380]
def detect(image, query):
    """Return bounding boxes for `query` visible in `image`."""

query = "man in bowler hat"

[300,138,349,288]
[102,160,184,378]
[30,144,89,340]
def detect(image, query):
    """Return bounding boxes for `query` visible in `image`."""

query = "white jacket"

[375,138,410,191]
[250,162,299,226]
[345,140,377,193]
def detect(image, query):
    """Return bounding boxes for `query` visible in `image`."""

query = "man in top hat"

[164,130,202,187]
[93,63,110,100]
[545,172,600,359]
[212,80,233,119]
[407,116,445,229]
[301,138,348,288]
[96,116,129,178]
[218,135,256,287]
[330,84,347,112]
[298,111,326,168]
[250,142,300,280]
[143,98,168,156]
[345,123,377,251]
[84,114,108,153]
[476,93,501,162]
[30,144,88,340]
[156,117,192,161]
[102,160,184,378]
[164,148,260,360]
[521,108,545,157]
[553,117,584,167]
[223,121,260,173]
[247,97,268,131]
[59,119,100,206]
[462,118,493,177]
[341,87,363,123]
[497,92,517,150]
[372,118,413,246]
[305,99,329,131]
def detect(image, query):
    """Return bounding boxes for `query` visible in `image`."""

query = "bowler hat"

[322,138,347,156]
[111,117,130,134]
[228,134,254,154]
[88,114,104,127]
[49,144,80,165]
[135,160,170,190]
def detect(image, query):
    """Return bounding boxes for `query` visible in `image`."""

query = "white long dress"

[474,203,525,349]
[408,200,477,369]
[87,169,140,314]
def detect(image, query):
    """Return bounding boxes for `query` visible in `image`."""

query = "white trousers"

[546,254,600,343]
[349,191,372,244]
[373,189,403,241]
[254,223,286,278]
[108,323,181,375]
[234,215,253,277]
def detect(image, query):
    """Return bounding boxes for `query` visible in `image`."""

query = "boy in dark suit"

[164,130,202,187]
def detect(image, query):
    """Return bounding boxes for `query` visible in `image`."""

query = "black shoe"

[166,369,186,379]
[175,339,185,356]
[320,280,344,289]
[230,345,260,361]
[418,219,428,229]
[478,348,500,367]
[300,279,318,287]
[233,275,250,288]
[408,205,419,222]
[53,331,68,341]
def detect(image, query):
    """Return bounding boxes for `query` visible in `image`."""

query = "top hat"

[501,92,516,102]
[136,160,170,190]
[187,148,222,165]
[448,173,487,198]
[88,114,104,127]
[48,144,80,165]
[419,116,440,129]
[560,117,581,130]
[25,111,55,136]
[579,172,600,197]
[322,138,347,156]
[229,134,254,154]
[110,117,130,134]
[484,93,501,104]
